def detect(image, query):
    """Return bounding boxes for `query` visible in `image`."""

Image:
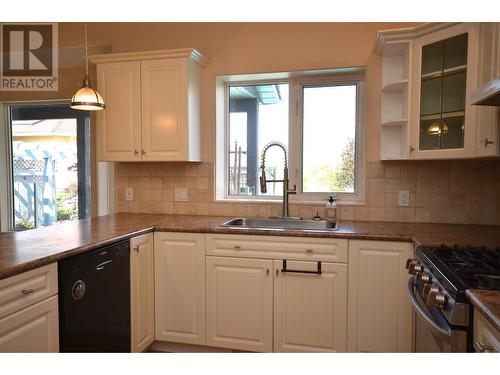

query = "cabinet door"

[206,256,273,352]
[130,233,155,352]
[154,232,205,345]
[274,260,347,352]
[410,23,478,159]
[348,240,413,352]
[141,58,190,161]
[97,61,142,161]
[475,22,500,158]
[0,295,58,352]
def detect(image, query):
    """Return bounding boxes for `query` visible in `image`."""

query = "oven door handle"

[407,278,452,340]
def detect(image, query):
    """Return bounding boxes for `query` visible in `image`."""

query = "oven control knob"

[427,290,447,309]
[416,272,431,287]
[423,284,438,300]
[405,258,417,269]
[408,262,423,275]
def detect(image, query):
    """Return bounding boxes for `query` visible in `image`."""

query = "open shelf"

[381,119,407,127]
[379,40,411,160]
[382,79,408,92]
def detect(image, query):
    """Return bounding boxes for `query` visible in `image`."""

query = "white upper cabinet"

[474,23,500,157]
[377,23,499,160]
[92,48,207,162]
[96,61,142,161]
[410,23,478,159]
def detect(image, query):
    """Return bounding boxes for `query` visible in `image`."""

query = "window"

[5,103,91,231]
[228,83,289,197]
[217,70,365,203]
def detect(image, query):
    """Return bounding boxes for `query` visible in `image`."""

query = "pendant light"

[70,23,105,111]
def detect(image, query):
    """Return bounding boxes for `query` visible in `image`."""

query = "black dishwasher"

[58,239,131,352]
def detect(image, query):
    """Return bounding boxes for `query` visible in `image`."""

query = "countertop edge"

[466,289,500,332]
[0,227,154,280]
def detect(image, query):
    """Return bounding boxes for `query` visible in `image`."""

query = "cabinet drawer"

[0,264,58,320]
[474,309,500,352]
[206,234,348,262]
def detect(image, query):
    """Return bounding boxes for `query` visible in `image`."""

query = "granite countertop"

[1,213,499,327]
[466,289,500,332]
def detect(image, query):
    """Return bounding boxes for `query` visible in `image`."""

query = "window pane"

[228,84,288,197]
[10,104,90,230]
[302,84,357,193]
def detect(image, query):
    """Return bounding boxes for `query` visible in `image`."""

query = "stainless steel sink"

[219,217,339,231]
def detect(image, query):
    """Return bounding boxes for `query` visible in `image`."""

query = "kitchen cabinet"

[473,308,500,352]
[474,22,500,158]
[206,256,273,352]
[273,260,347,352]
[347,240,413,352]
[154,232,205,345]
[92,48,207,162]
[377,22,499,160]
[409,23,479,159]
[130,233,155,353]
[0,263,58,352]
[205,234,348,353]
[0,296,59,353]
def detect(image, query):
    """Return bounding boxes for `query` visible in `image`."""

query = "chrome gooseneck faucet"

[259,141,299,219]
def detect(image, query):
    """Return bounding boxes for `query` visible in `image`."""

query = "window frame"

[215,70,365,205]
[1,100,93,232]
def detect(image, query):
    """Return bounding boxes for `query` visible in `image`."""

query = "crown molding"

[375,22,461,54]
[89,48,209,66]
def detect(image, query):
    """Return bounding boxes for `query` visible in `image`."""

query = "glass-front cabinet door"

[410,23,478,159]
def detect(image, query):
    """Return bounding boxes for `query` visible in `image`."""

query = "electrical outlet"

[125,187,133,201]
[398,191,410,207]
[175,188,188,202]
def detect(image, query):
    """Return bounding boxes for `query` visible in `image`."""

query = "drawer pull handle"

[306,248,313,254]
[474,342,495,353]
[21,288,34,295]
[281,259,322,275]
[234,245,241,249]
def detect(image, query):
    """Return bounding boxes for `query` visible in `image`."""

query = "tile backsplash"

[115,159,500,226]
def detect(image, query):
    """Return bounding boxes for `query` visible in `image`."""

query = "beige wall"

[5,22,500,225]
[1,22,421,161]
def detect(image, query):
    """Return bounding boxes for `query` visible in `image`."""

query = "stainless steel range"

[407,245,500,352]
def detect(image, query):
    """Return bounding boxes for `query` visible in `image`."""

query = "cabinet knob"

[133,245,140,253]
[410,146,415,152]
[141,149,146,155]
[134,149,139,156]
[484,138,494,147]
[234,245,241,249]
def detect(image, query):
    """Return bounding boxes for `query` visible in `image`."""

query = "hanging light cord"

[84,23,89,79]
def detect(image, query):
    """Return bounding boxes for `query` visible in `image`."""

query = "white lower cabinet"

[130,233,155,352]
[0,295,59,352]
[154,232,205,345]
[206,256,273,352]
[273,260,348,352]
[347,240,414,352]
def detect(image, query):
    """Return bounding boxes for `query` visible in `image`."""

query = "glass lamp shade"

[70,77,105,111]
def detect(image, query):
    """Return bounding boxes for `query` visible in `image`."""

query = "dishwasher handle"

[96,260,113,271]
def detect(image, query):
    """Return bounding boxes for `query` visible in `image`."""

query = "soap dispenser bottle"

[325,196,337,226]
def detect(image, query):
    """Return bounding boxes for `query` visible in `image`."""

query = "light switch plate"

[125,187,134,201]
[398,191,410,207]
[175,188,188,202]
